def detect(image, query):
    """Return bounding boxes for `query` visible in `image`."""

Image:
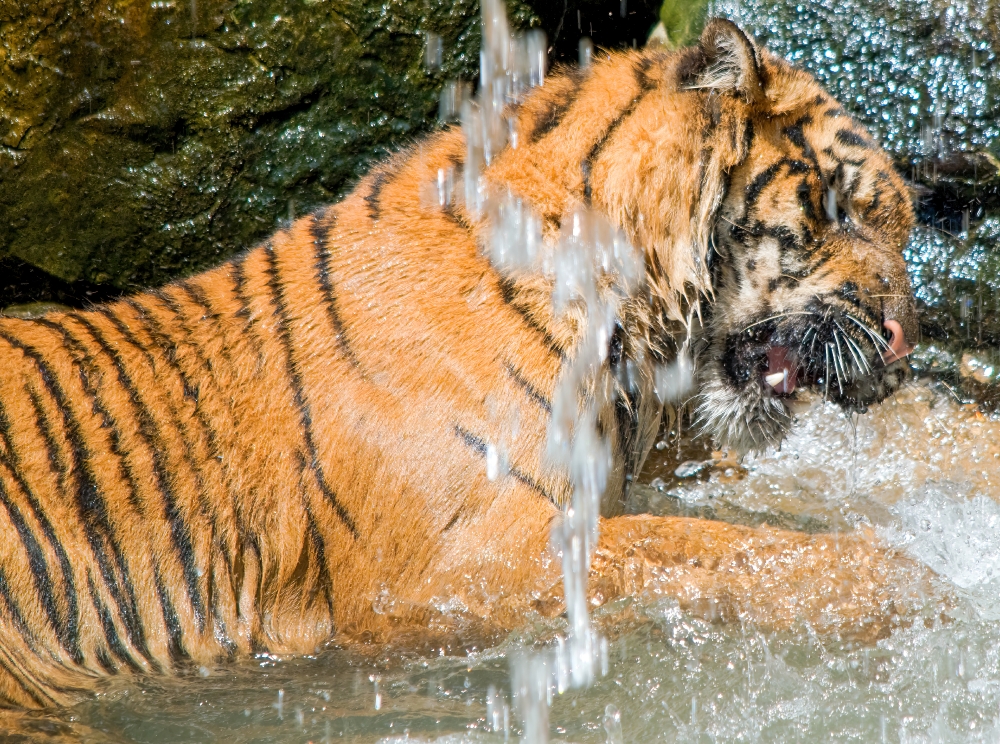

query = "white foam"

[881,485,1000,617]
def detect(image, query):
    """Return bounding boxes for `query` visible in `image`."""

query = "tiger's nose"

[881,319,912,364]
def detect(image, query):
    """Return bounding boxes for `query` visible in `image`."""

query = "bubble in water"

[882,485,1000,616]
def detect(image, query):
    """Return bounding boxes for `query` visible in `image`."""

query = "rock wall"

[0,0,535,294]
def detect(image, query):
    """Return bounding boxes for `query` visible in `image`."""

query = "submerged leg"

[589,515,933,640]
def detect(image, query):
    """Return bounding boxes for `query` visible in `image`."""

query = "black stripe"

[836,282,882,327]
[452,424,555,503]
[97,304,223,629]
[0,327,158,666]
[87,573,142,673]
[835,129,870,148]
[153,565,185,663]
[443,509,462,531]
[504,363,552,413]
[310,210,360,367]
[263,244,360,539]
[497,277,567,361]
[230,252,267,366]
[0,476,56,657]
[125,299,193,401]
[762,224,803,253]
[742,118,756,154]
[0,569,49,707]
[364,171,391,221]
[0,399,82,663]
[796,179,816,221]
[124,296,250,556]
[94,647,116,674]
[454,424,487,455]
[528,67,586,143]
[95,305,215,518]
[175,281,235,368]
[29,319,157,665]
[581,59,656,203]
[303,500,335,618]
[152,289,215,374]
[126,297,230,462]
[782,115,813,151]
[743,161,784,215]
[442,201,477,234]
[66,314,206,635]
[230,253,251,326]
[0,566,37,653]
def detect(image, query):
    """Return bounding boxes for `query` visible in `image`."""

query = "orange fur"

[0,21,925,707]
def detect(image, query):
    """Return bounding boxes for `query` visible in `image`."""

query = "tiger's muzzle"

[722,299,910,413]
[696,296,913,453]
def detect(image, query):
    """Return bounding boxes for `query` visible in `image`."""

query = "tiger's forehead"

[733,92,909,236]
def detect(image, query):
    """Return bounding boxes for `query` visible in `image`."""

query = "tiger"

[0,19,924,708]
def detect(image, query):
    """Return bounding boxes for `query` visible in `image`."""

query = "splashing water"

[456,1,643,738]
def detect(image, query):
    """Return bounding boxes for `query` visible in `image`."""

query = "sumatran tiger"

[0,20,925,708]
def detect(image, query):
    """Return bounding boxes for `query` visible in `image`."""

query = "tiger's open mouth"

[696,303,911,453]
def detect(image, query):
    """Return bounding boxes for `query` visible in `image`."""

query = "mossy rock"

[0,0,536,294]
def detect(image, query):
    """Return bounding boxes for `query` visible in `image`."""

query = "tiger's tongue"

[764,346,797,394]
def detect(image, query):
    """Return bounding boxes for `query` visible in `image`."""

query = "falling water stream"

[6,1,1000,741]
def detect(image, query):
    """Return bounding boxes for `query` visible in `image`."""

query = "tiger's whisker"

[740,311,817,333]
[838,325,870,375]
[844,314,891,353]
[833,332,849,381]
[834,322,867,375]
[824,343,831,401]
[830,341,844,396]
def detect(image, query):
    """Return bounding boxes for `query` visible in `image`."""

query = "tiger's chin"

[695,359,796,454]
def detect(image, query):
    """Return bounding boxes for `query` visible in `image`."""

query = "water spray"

[451,2,644,738]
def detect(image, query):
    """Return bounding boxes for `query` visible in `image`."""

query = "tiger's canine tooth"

[765,370,787,388]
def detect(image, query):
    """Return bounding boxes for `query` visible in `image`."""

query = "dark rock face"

[0,0,536,295]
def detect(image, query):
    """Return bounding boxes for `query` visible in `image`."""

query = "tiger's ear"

[681,18,764,105]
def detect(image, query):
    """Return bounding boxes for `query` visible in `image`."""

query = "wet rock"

[530,0,660,64]
[0,0,536,296]
[656,0,709,48]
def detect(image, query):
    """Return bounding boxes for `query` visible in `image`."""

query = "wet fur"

[0,22,922,707]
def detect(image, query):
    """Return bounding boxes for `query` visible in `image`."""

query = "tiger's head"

[491,20,916,456]
[675,20,917,453]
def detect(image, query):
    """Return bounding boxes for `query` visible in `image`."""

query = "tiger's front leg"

[362,512,932,648]
[588,515,932,641]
